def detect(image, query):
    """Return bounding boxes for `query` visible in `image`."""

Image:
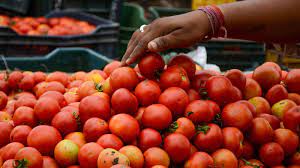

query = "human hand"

[121,10,211,65]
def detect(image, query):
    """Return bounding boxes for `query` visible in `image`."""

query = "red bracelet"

[198,5,227,39]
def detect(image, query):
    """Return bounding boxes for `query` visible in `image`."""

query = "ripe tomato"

[0,80,9,94]
[64,91,80,104]
[18,74,35,91]
[142,104,172,130]
[205,76,233,106]
[79,95,111,123]
[285,69,300,94]
[222,102,253,131]
[8,71,23,90]
[13,106,37,127]
[135,80,161,106]
[265,84,288,105]
[83,117,109,142]
[64,132,86,149]
[143,147,170,168]
[54,140,79,167]
[78,142,103,168]
[168,54,196,79]
[46,71,69,87]
[187,89,201,102]
[253,63,281,90]
[257,113,280,130]
[34,97,61,123]
[206,100,221,116]
[248,118,274,145]
[224,69,246,91]
[159,87,189,118]
[67,80,83,89]
[237,100,257,117]
[103,61,121,76]
[184,152,214,168]
[0,142,24,161]
[33,71,47,84]
[212,149,238,168]
[241,140,255,160]
[191,70,218,93]
[1,159,15,168]
[77,81,98,99]
[259,142,284,167]
[97,134,124,150]
[40,91,67,107]
[288,93,300,105]
[0,112,11,122]
[119,145,144,168]
[164,133,190,163]
[138,128,162,152]
[243,78,263,99]
[111,88,138,115]
[274,128,299,156]
[248,97,271,115]
[10,125,32,146]
[110,67,139,91]
[160,65,190,90]
[222,127,244,157]
[27,125,62,156]
[283,106,300,133]
[138,52,165,80]
[14,147,43,168]
[97,148,129,168]
[0,91,7,110]
[193,123,223,153]
[51,111,79,136]
[14,97,36,109]
[42,156,59,168]
[0,122,13,147]
[184,100,214,124]
[167,117,195,140]
[109,114,140,143]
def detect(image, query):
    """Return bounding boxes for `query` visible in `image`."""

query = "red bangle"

[198,5,227,39]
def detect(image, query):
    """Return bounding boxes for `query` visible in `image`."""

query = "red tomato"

[289,151,300,165]
[265,84,288,105]
[103,61,121,76]
[191,70,218,93]
[111,88,138,115]
[0,142,24,161]
[1,159,15,168]
[206,100,221,116]
[67,80,83,89]
[96,134,124,150]
[77,81,98,99]
[10,125,32,146]
[283,106,300,133]
[187,89,201,102]
[109,114,140,143]
[54,140,79,167]
[14,97,36,109]
[167,117,195,140]
[64,132,86,149]
[288,93,300,105]
[110,67,139,91]
[135,80,161,106]
[164,133,190,163]
[144,147,170,168]
[243,78,263,100]
[64,91,80,105]
[46,71,69,87]
[78,142,103,168]
[205,76,233,106]
[14,147,43,168]
[33,71,47,84]
[259,142,284,167]
[224,69,246,91]
[35,81,65,97]
[13,106,37,127]
[138,128,162,152]
[253,63,281,90]
[83,117,109,142]
[18,75,35,91]
[79,95,111,123]
[285,69,300,94]
[40,91,67,107]
[119,145,144,168]
[27,125,62,156]
[274,128,299,156]
[0,122,13,147]
[142,104,172,130]
[184,152,214,168]
[61,105,78,113]
[248,97,271,115]
[51,111,79,136]
[138,52,165,80]
[228,86,243,103]
[222,102,253,131]
[110,164,131,168]
[0,112,11,122]
[0,91,7,110]
[160,65,190,90]
[237,100,257,117]
[212,149,238,168]
[159,87,189,118]
[0,80,9,94]
[8,71,23,90]
[248,118,274,145]
[193,123,223,153]
[42,156,59,168]
[34,97,61,123]
[184,100,215,124]
[168,54,196,79]
[241,140,255,160]
[222,127,244,157]
[257,113,280,130]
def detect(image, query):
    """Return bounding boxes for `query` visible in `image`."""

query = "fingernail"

[149,41,158,51]
[126,58,131,65]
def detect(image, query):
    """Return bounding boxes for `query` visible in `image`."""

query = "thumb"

[148,34,177,52]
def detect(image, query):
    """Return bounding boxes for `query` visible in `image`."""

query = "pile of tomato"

[0,52,300,168]
[0,15,96,36]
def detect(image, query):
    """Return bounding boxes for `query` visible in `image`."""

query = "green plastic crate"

[148,6,191,20]
[0,47,111,72]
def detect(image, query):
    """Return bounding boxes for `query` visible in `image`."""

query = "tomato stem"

[196,124,210,134]
[167,121,178,133]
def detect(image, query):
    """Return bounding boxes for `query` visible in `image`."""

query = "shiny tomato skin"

[34,97,61,124]
[163,133,190,163]
[138,128,162,152]
[241,140,255,160]
[40,91,67,107]
[160,65,190,90]
[193,123,223,153]
[222,127,244,157]
[78,142,103,168]
[212,149,238,168]
[8,71,23,90]
[259,142,284,167]
[14,97,36,109]
[13,106,37,127]
[111,88,138,115]
[143,147,170,168]
[274,128,299,156]
[42,156,59,168]
[168,54,196,79]
[184,100,215,124]
[224,69,246,91]
[248,118,274,145]
[110,67,139,91]
[103,61,121,76]
[184,152,214,168]
[167,117,195,140]
[257,113,281,130]
[51,111,79,136]
[0,122,13,147]
[187,89,201,102]
[10,125,32,146]
[283,106,300,133]
[83,117,109,142]
[138,52,165,79]
[96,134,123,150]
[142,104,172,130]
[191,70,218,92]
[285,69,300,94]
[14,147,43,168]
[46,71,69,87]
[0,142,24,161]
[0,91,7,110]
[135,80,161,106]
[265,84,288,105]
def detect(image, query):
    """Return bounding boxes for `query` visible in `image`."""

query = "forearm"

[219,0,300,42]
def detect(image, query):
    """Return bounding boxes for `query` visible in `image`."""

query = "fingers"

[148,30,180,52]
[121,30,140,66]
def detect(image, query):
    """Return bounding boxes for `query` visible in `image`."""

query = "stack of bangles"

[198,5,228,40]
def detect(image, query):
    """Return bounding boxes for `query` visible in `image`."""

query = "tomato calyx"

[167,121,179,133]
[154,70,162,79]
[199,88,209,100]
[196,124,210,134]
[212,113,223,127]
[94,83,103,92]
[242,159,261,168]
[15,158,28,168]
[186,111,194,116]
[112,157,119,165]
[72,111,81,129]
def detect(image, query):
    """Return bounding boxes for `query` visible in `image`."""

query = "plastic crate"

[28,0,55,17]
[0,48,111,72]
[0,0,31,15]
[148,6,191,20]
[0,11,119,58]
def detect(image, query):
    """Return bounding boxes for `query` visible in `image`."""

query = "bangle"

[198,5,227,39]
